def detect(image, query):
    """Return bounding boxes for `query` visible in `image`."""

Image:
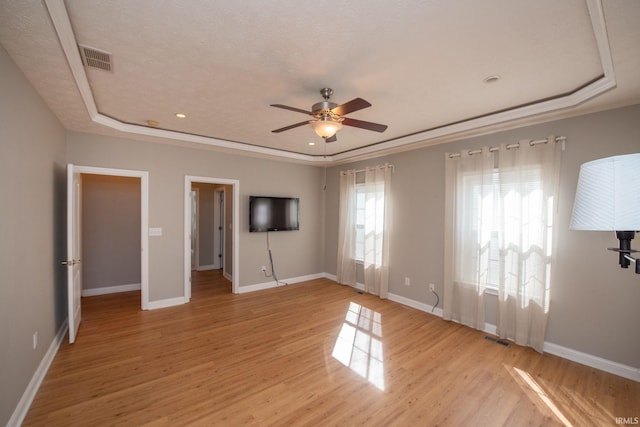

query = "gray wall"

[0,46,67,425]
[66,132,326,300]
[323,104,640,368]
[82,174,141,290]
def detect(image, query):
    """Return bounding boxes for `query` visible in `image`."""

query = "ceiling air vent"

[78,44,113,72]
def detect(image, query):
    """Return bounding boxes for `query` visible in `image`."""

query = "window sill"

[484,287,499,296]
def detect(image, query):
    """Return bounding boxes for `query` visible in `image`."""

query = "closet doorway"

[65,164,149,343]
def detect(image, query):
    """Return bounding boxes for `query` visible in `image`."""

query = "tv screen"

[249,196,300,232]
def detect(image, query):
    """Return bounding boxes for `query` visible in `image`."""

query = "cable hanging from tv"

[263,231,287,286]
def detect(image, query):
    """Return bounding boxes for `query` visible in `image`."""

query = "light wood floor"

[24,271,639,426]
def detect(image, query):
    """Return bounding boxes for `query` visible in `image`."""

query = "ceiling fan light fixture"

[310,117,342,139]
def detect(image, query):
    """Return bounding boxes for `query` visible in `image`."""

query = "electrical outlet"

[404,277,410,286]
[33,332,38,350]
[429,283,435,292]
[261,266,267,272]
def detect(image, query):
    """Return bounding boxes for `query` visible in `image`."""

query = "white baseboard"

[323,273,337,282]
[81,283,141,297]
[147,296,188,310]
[285,272,328,285]
[196,264,218,271]
[237,272,327,294]
[8,320,68,427]
[387,292,444,318]
[223,271,232,282]
[543,342,640,383]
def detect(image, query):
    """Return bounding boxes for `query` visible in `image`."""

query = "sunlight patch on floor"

[512,367,573,426]
[332,301,384,390]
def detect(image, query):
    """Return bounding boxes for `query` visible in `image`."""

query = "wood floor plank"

[22,270,640,426]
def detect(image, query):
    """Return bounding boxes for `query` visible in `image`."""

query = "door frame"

[184,176,239,296]
[70,164,150,310]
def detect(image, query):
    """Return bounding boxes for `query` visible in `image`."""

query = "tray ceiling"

[1,0,639,164]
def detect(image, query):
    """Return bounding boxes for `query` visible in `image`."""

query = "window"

[466,169,500,290]
[354,183,386,264]
[461,165,550,294]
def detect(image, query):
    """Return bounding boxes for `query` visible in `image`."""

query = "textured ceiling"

[1,0,639,164]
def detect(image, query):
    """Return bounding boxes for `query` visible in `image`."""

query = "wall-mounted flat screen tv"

[249,196,300,232]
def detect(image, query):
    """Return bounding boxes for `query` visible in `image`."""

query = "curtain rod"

[341,163,395,175]
[447,136,566,159]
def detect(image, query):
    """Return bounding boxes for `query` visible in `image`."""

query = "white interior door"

[66,164,82,343]
[190,190,198,270]
[214,189,224,270]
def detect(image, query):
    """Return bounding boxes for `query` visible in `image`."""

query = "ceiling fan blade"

[325,134,337,143]
[270,104,313,116]
[331,98,371,116]
[272,121,310,133]
[342,117,388,133]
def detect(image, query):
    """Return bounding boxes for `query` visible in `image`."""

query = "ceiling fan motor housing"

[312,100,337,112]
[313,87,341,120]
[312,100,339,119]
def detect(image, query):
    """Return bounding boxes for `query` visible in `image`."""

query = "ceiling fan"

[270,88,388,143]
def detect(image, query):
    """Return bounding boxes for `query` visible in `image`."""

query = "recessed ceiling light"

[175,113,186,118]
[146,120,160,127]
[308,142,315,146]
[483,75,501,84]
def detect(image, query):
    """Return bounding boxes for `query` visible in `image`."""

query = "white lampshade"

[309,118,342,139]
[570,153,640,231]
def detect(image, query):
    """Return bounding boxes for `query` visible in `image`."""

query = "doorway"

[82,174,142,297]
[184,176,239,297]
[66,164,149,343]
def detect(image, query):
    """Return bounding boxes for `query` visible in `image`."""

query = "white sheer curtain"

[363,165,392,298]
[336,164,392,298]
[443,147,493,330]
[337,170,357,287]
[496,140,560,351]
[444,137,561,352]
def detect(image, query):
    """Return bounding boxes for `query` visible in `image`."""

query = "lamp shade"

[570,153,640,231]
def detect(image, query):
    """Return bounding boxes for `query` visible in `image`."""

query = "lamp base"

[606,231,640,273]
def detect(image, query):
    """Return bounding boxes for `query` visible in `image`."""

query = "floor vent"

[78,44,113,72]
[484,335,511,347]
